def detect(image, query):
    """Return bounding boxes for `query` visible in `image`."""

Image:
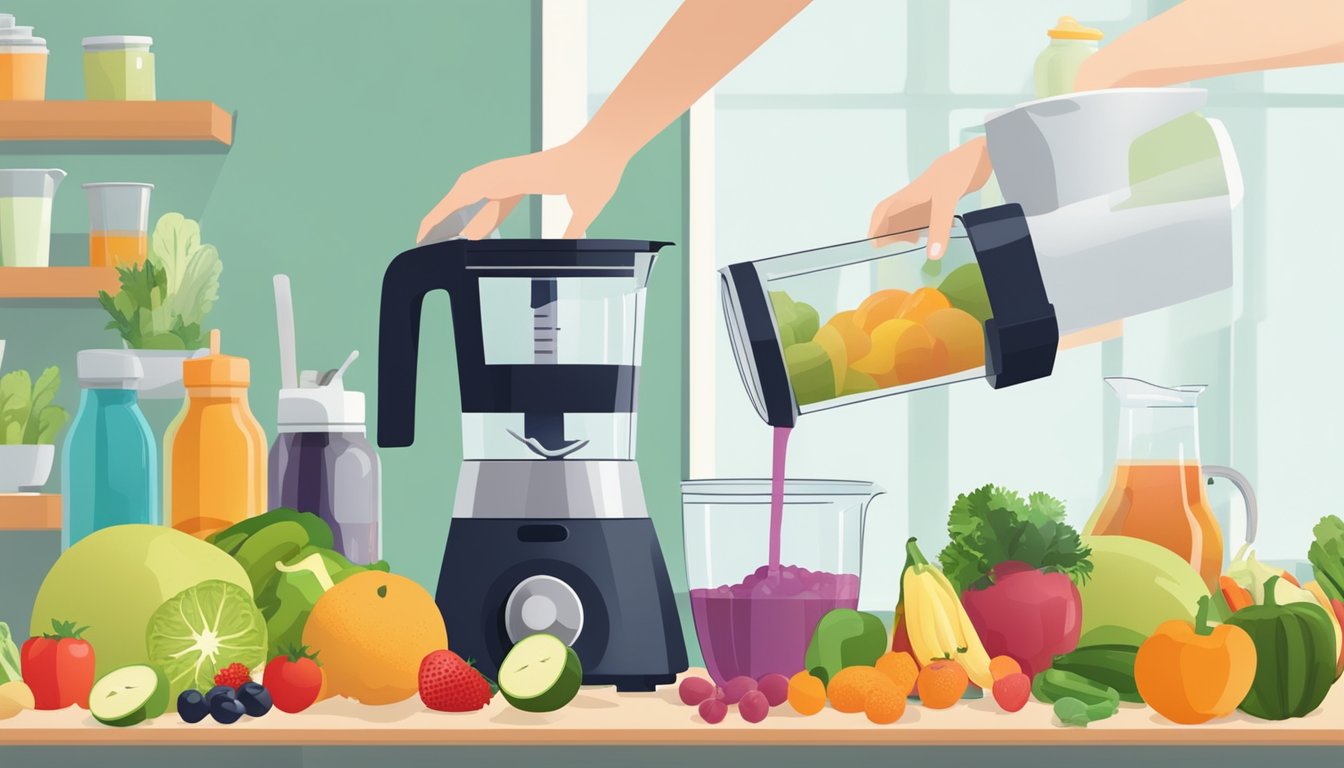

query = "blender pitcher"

[1085,377,1257,591]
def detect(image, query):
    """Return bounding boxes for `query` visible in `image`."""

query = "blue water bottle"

[62,349,160,549]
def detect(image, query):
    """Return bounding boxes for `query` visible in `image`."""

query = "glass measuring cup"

[84,182,153,267]
[1085,377,1257,592]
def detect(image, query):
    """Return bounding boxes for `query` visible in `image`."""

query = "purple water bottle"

[268,275,382,563]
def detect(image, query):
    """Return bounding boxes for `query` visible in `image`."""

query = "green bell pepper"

[803,609,887,685]
[1226,575,1335,720]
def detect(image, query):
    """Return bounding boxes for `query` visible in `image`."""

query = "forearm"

[576,0,810,157]
[1076,0,1344,90]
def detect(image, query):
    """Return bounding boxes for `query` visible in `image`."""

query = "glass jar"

[269,429,381,565]
[682,479,881,684]
[82,36,155,101]
[83,182,153,267]
[1032,16,1102,98]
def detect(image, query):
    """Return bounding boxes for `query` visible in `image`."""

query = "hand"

[867,136,993,259]
[417,136,629,242]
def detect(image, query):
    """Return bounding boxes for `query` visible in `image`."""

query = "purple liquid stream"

[768,425,791,572]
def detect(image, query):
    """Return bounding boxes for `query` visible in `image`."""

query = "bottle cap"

[183,329,250,388]
[77,349,143,388]
[276,351,366,431]
[1048,16,1103,40]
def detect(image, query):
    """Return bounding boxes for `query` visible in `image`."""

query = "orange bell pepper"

[1220,576,1254,613]
[1135,596,1257,725]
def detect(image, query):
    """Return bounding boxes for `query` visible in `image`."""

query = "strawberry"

[214,662,253,690]
[418,650,494,712]
[992,672,1031,713]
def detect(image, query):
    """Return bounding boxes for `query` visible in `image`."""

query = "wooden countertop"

[2,670,1340,746]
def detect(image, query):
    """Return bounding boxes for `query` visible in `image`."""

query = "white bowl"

[0,444,55,492]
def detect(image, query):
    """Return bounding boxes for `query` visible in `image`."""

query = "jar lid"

[183,329,250,388]
[77,349,144,388]
[0,14,14,29]
[1047,16,1103,41]
[82,35,153,50]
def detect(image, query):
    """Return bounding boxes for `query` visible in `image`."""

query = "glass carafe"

[1086,377,1257,591]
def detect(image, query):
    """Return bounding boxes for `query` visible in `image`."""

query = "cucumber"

[499,633,583,713]
[1031,668,1120,708]
[90,665,169,727]
[1051,645,1142,703]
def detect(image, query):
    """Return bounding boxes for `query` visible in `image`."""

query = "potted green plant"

[0,365,69,492]
[97,213,222,399]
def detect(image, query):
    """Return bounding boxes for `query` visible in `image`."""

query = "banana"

[897,538,995,689]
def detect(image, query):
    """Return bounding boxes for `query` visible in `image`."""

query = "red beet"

[960,561,1081,678]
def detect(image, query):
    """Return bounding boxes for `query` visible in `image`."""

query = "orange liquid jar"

[1086,378,1257,592]
[89,230,148,267]
[165,330,267,539]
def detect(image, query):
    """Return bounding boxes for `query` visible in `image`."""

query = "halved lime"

[499,633,583,713]
[146,579,267,698]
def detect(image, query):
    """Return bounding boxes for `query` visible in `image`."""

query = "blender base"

[436,517,688,692]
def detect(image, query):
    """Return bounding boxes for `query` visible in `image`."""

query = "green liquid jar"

[1032,17,1102,99]
[82,35,155,101]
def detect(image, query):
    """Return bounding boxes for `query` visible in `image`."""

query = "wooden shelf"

[0,494,60,530]
[0,266,119,299]
[1,670,1340,746]
[0,101,232,145]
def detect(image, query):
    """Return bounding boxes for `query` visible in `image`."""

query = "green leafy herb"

[0,367,68,445]
[97,212,222,350]
[0,622,21,684]
[938,484,1092,593]
[1308,515,1344,603]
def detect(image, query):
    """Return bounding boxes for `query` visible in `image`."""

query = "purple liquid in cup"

[690,426,861,684]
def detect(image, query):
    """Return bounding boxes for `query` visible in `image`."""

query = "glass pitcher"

[1085,377,1257,591]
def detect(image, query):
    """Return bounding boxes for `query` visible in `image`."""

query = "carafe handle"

[1203,465,1257,544]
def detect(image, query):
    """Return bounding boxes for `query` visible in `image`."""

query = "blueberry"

[236,682,273,718]
[204,685,235,707]
[177,689,209,724]
[208,689,245,725]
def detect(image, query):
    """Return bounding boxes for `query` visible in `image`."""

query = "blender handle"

[377,241,465,448]
[1203,465,1257,545]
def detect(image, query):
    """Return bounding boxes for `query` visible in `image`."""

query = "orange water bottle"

[166,329,267,538]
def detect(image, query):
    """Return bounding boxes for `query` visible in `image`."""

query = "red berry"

[739,690,769,723]
[698,697,727,724]
[756,673,789,707]
[418,650,494,712]
[721,675,756,705]
[678,677,716,706]
[213,662,252,690]
[992,672,1031,713]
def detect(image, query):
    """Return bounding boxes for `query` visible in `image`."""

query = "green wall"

[0,0,692,655]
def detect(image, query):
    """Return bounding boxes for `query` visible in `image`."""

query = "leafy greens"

[938,484,1093,593]
[0,622,20,684]
[97,213,222,350]
[0,367,67,445]
[1308,514,1344,603]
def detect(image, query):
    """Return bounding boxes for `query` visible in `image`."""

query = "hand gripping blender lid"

[721,88,1243,428]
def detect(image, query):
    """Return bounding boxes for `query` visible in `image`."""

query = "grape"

[678,677,716,706]
[739,690,769,723]
[756,673,789,707]
[698,698,728,725]
[721,675,757,705]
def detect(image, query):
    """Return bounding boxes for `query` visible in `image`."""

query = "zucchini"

[1050,644,1142,703]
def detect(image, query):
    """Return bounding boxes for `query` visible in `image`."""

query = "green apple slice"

[90,665,169,727]
[499,633,583,713]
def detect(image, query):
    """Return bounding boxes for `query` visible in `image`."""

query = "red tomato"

[21,620,96,710]
[263,647,325,713]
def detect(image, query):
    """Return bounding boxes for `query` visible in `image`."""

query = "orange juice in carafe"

[1085,378,1257,592]
[165,329,267,538]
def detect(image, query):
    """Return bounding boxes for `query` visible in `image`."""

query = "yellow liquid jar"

[82,35,155,101]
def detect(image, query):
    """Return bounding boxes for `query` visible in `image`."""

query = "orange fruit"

[875,651,919,697]
[854,289,910,333]
[824,310,873,363]
[916,659,969,709]
[852,319,937,387]
[923,307,985,375]
[897,287,952,323]
[827,666,892,714]
[302,570,448,705]
[787,670,826,716]
[864,683,908,725]
[989,655,1022,683]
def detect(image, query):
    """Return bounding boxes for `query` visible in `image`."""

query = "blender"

[720,88,1244,427]
[378,237,688,691]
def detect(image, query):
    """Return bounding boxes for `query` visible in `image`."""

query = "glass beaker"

[84,182,152,267]
[0,168,64,266]
[682,479,881,684]
[1085,377,1257,591]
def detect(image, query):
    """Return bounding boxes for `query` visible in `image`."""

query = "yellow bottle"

[166,329,266,539]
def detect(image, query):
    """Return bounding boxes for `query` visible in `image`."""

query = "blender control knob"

[505,575,584,646]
